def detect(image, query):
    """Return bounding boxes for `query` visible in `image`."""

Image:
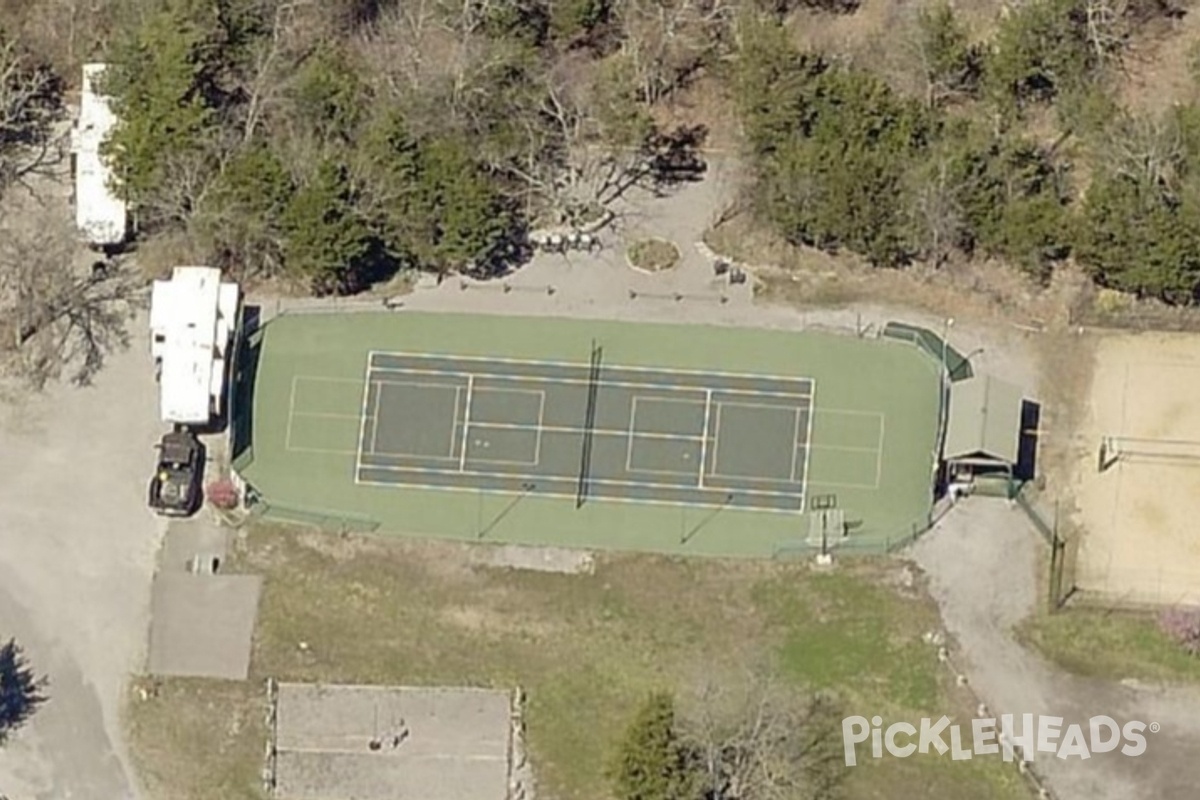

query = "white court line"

[369,376,471,393]
[708,400,805,485]
[370,365,812,402]
[698,389,713,488]
[789,407,804,482]
[464,452,541,466]
[627,460,704,477]
[874,413,886,488]
[369,381,383,455]
[470,422,703,441]
[371,349,817,388]
[710,403,725,476]
[624,396,706,485]
[352,474,804,513]
[624,397,642,474]
[800,381,817,505]
[458,375,476,473]
[806,478,880,490]
[449,386,462,458]
[356,459,803,499]
[534,390,546,467]
[285,374,299,451]
[286,445,359,456]
[292,376,363,386]
[705,470,801,485]
[353,355,375,485]
[808,444,880,453]
[815,408,884,419]
[370,366,745,399]
[370,376,464,458]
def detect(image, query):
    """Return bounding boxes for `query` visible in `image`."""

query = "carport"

[942,375,1025,498]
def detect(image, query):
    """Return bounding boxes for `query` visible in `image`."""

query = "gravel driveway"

[912,501,1200,800]
[0,316,161,800]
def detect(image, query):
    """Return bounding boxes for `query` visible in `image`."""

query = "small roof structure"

[943,375,1024,466]
[72,63,128,247]
[150,267,240,425]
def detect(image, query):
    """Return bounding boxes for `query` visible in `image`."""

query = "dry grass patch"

[626,237,681,272]
[125,527,1031,800]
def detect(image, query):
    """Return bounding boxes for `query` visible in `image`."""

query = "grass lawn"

[125,525,1030,800]
[1019,609,1200,684]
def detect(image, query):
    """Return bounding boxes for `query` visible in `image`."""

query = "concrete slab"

[147,573,261,680]
[271,683,514,800]
[158,517,230,574]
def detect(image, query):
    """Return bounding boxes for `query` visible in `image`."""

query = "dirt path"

[0,316,162,800]
[912,501,1200,800]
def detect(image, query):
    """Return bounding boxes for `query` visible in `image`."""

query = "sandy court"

[1076,333,1200,605]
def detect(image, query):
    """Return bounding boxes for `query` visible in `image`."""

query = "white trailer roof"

[150,267,240,425]
[73,63,128,247]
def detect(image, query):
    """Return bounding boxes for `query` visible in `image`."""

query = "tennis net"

[576,340,603,508]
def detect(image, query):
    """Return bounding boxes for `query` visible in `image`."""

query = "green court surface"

[233,312,942,557]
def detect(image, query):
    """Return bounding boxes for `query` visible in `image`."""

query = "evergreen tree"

[281,160,376,294]
[610,692,696,800]
[0,638,46,745]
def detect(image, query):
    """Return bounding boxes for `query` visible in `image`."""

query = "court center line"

[874,413,886,489]
[624,396,642,474]
[291,375,364,386]
[287,446,359,456]
[709,402,724,475]
[285,374,298,451]
[367,375,473,393]
[449,385,462,459]
[465,421,708,441]
[533,389,546,468]
[697,389,713,489]
[808,443,880,453]
[458,375,476,473]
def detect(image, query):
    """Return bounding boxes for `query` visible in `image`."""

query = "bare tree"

[1105,110,1185,193]
[616,0,734,106]
[0,34,65,201]
[1084,0,1129,66]
[503,54,707,227]
[239,0,310,144]
[682,675,845,800]
[908,156,968,267]
[0,221,142,389]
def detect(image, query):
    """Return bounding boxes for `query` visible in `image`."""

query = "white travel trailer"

[150,267,241,427]
[71,63,129,249]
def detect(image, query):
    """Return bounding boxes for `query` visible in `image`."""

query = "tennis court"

[356,351,814,511]
[237,312,938,556]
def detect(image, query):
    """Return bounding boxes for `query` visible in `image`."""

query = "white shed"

[150,267,241,426]
[71,63,129,248]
